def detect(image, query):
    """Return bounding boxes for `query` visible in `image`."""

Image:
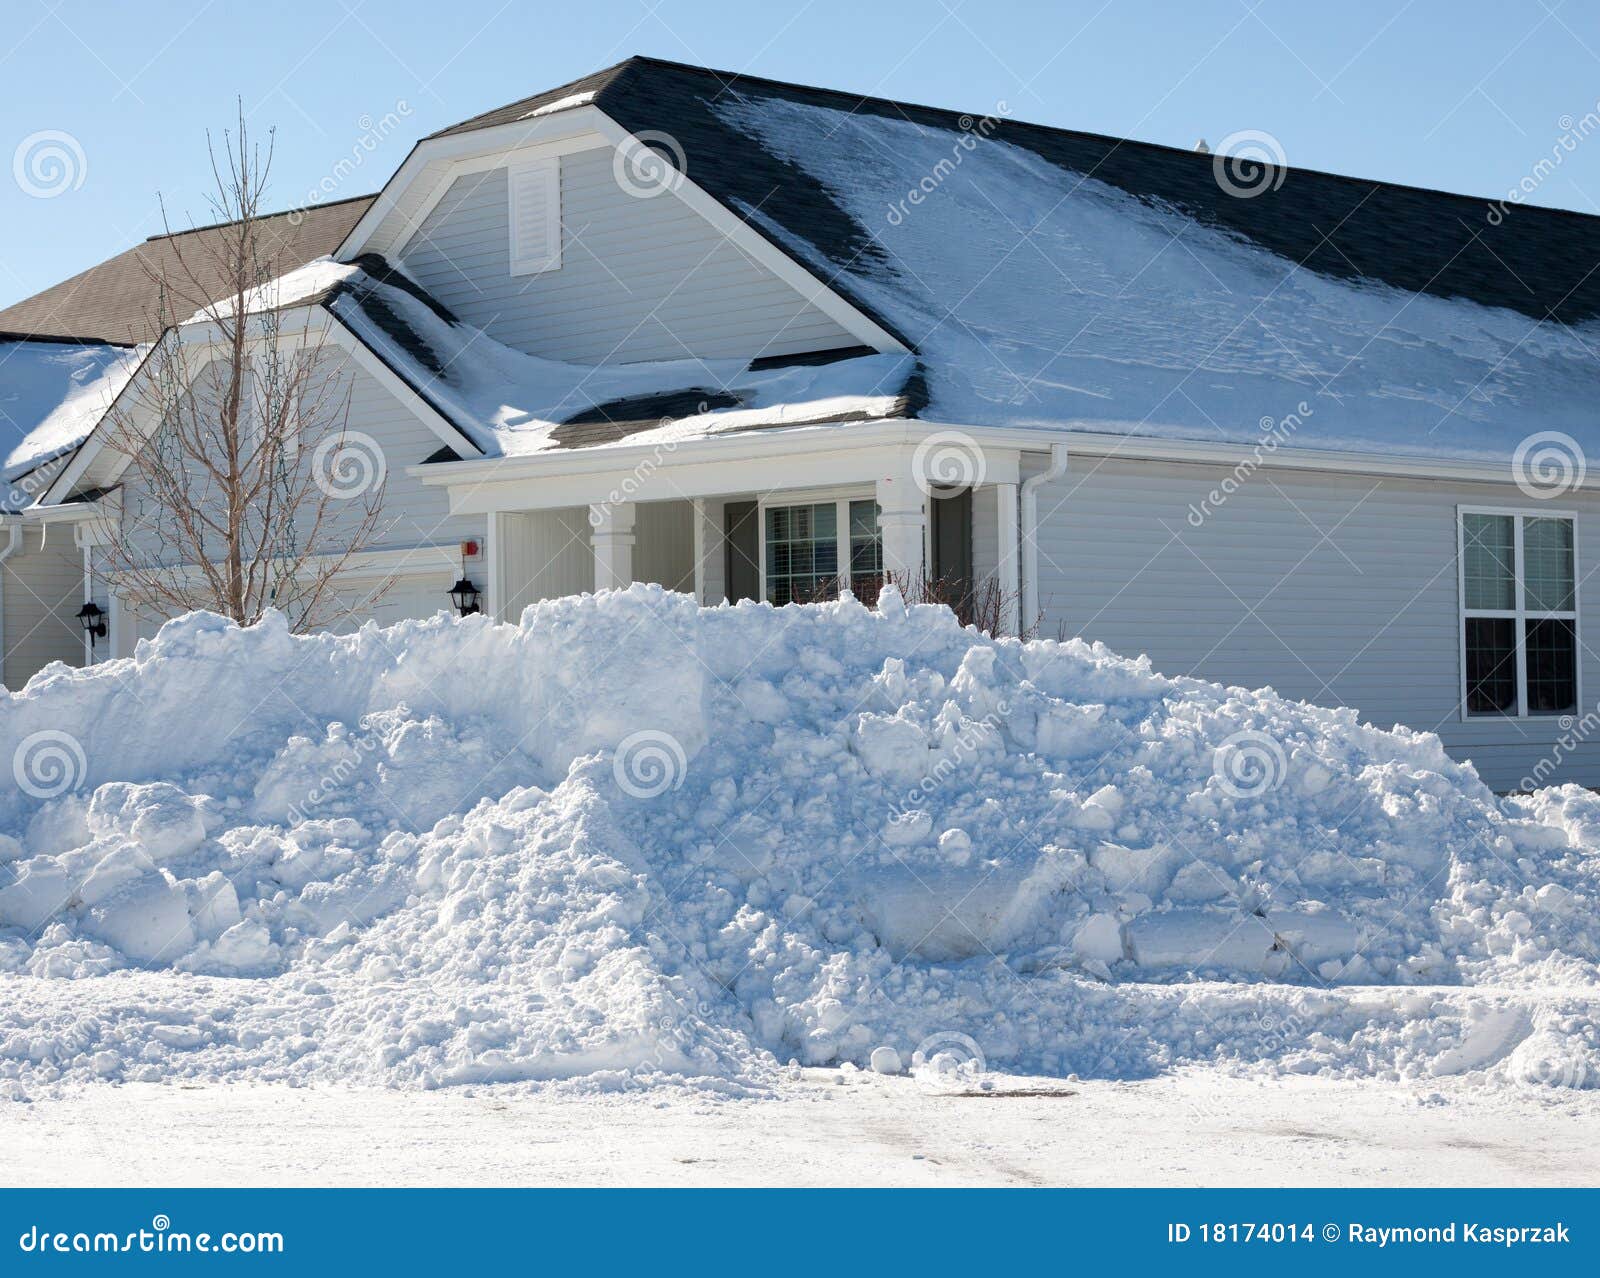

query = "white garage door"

[123,572,454,647]
[321,573,453,633]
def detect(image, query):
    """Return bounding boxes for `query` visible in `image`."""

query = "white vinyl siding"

[1025,453,1600,791]
[508,158,561,275]
[633,500,695,592]
[1,525,84,687]
[397,148,856,364]
[111,348,486,645]
[117,350,484,568]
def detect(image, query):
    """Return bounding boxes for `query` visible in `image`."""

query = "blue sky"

[3,0,1600,311]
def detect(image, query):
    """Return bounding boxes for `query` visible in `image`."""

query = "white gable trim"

[38,305,483,507]
[337,105,907,356]
[336,108,610,258]
[320,314,485,457]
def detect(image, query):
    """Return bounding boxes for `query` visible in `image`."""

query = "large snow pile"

[1,588,1597,1096]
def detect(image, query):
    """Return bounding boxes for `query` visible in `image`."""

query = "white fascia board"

[339,106,906,357]
[336,107,615,259]
[38,305,476,507]
[412,418,927,486]
[1036,424,1540,488]
[320,311,485,457]
[39,309,339,506]
[409,420,1022,514]
[409,415,1558,515]
[27,501,111,525]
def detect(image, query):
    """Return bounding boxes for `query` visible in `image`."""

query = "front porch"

[422,427,1032,631]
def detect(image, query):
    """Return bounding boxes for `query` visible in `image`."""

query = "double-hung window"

[1460,509,1578,717]
[762,496,882,605]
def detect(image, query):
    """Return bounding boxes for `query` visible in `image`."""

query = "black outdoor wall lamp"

[77,601,108,645]
[449,578,482,617]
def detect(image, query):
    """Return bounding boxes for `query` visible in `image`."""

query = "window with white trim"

[762,496,881,606]
[508,157,561,275]
[1460,510,1578,717]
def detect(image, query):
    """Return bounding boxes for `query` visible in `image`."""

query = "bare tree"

[99,107,389,633]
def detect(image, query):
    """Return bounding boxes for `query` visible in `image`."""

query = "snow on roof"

[185,257,363,324]
[324,265,914,455]
[714,95,1600,465]
[0,339,140,509]
[520,90,596,119]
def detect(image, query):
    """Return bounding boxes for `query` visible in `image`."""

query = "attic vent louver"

[508,157,561,276]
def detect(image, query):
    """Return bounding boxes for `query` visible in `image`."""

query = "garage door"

[320,572,453,633]
[123,572,454,646]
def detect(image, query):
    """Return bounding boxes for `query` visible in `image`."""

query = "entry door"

[930,488,973,609]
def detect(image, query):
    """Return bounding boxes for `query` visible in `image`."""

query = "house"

[4,55,1600,791]
[0,198,373,684]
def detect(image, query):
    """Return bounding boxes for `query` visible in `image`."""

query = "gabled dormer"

[336,60,904,367]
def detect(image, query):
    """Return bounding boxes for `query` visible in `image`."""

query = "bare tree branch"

[99,106,391,634]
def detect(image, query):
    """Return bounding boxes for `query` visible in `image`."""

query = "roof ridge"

[421,55,639,140]
[0,330,134,348]
[451,54,1600,225]
[145,191,381,242]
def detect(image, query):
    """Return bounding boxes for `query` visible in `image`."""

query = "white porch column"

[589,502,637,591]
[485,511,507,622]
[875,457,927,585]
[995,481,1020,635]
[693,498,726,605]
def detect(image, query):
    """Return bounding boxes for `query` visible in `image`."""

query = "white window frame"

[507,157,562,276]
[1457,504,1581,720]
[758,486,889,604]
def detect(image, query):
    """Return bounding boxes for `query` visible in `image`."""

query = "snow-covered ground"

[4,1071,1594,1187]
[2,587,1597,1120]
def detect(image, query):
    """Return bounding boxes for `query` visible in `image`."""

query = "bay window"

[1460,509,1578,717]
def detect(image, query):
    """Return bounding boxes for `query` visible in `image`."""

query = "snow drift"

[1,587,1597,1096]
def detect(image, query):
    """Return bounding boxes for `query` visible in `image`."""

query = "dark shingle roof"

[0,195,377,345]
[427,56,1600,330]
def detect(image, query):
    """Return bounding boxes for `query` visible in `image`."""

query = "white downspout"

[0,521,21,687]
[1019,443,1070,635]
